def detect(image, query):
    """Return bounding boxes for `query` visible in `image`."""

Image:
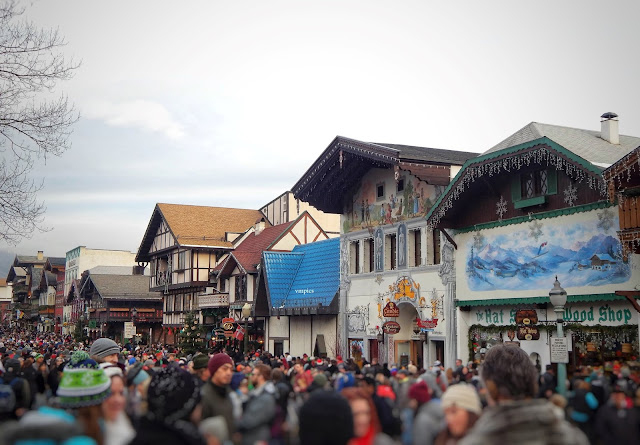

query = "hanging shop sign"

[383,302,400,318]
[417,318,439,330]
[382,321,401,335]
[517,325,540,341]
[515,309,538,325]
[222,318,235,331]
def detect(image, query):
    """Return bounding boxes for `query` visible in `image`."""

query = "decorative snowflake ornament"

[496,196,508,221]
[563,183,578,207]
[529,220,543,241]
[597,208,614,231]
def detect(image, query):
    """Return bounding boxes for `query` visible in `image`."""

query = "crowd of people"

[0,328,639,444]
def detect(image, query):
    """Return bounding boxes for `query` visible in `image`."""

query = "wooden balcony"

[199,293,229,309]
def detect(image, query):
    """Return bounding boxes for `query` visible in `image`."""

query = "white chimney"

[255,220,265,235]
[601,112,619,145]
[37,250,44,260]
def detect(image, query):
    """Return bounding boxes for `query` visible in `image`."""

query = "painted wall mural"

[466,209,631,291]
[342,169,443,233]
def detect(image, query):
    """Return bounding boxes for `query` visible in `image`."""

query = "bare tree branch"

[0,0,79,244]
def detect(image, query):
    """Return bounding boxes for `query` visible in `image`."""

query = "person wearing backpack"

[0,358,31,419]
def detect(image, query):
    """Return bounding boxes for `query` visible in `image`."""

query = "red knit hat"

[208,353,233,376]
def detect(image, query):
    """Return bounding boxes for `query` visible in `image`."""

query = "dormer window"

[512,168,557,209]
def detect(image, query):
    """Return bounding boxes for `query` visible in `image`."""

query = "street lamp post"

[241,303,251,354]
[549,276,568,397]
[131,307,138,345]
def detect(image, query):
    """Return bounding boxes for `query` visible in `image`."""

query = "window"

[408,229,422,267]
[235,275,247,301]
[521,170,547,198]
[397,178,404,192]
[177,251,186,270]
[433,230,441,265]
[385,234,397,270]
[349,241,360,274]
[376,183,385,200]
[219,278,226,292]
[512,169,557,209]
[363,238,374,273]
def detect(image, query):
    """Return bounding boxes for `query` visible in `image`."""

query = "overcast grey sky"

[4,0,640,259]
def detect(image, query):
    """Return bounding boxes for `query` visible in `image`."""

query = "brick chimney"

[255,220,265,236]
[601,112,619,145]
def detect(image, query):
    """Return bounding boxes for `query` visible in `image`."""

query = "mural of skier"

[466,213,630,291]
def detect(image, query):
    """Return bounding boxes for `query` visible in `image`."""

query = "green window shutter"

[511,177,522,202]
[547,169,558,195]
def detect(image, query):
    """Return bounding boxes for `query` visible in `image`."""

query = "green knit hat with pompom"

[57,351,111,408]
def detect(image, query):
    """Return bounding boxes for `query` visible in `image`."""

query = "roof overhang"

[456,293,625,307]
[426,137,607,229]
[292,136,399,213]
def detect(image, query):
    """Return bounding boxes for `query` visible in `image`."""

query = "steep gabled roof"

[426,135,611,229]
[215,222,292,276]
[485,122,640,168]
[86,274,161,301]
[136,203,269,262]
[292,136,476,213]
[262,238,339,310]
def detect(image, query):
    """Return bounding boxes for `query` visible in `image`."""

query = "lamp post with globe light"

[242,302,251,354]
[549,276,568,396]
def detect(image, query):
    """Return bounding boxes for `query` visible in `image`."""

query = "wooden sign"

[383,302,400,318]
[382,321,401,334]
[515,309,538,325]
[222,317,235,331]
[517,325,540,341]
[416,318,438,329]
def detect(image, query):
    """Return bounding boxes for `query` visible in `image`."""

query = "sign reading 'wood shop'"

[383,302,400,317]
[382,321,401,334]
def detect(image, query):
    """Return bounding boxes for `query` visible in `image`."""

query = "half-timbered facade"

[292,136,477,368]
[210,211,330,351]
[136,203,268,344]
[426,115,640,371]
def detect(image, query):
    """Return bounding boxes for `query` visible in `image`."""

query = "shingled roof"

[85,274,161,301]
[215,222,293,276]
[137,203,269,262]
[485,122,640,168]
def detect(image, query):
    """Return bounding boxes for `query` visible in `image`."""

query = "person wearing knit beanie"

[435,384,482,443]
[299,390,354,445]
[207,353,233,378]
[409,380,431,406]
[56,351,111,408]
[129,367,205,445]
[200,353,235,436]
[190,354,211,385]
[89,338,121,364]
[441,384,482,416]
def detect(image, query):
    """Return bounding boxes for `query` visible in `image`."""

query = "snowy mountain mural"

[466,213,630,291]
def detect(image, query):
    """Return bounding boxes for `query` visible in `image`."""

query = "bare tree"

[0,0,79,244]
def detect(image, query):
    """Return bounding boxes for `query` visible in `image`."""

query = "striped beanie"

[57,351,111,408]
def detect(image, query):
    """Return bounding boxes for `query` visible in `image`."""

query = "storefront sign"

[383,302,400,317]
[417,318,438,330]
[222,318,235,331]
[124,321,135,339]
[517,325,540,340]
[550,337,569,363]
[382,321,401,334]
[563,304,633,325]
[515,309,538,325]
